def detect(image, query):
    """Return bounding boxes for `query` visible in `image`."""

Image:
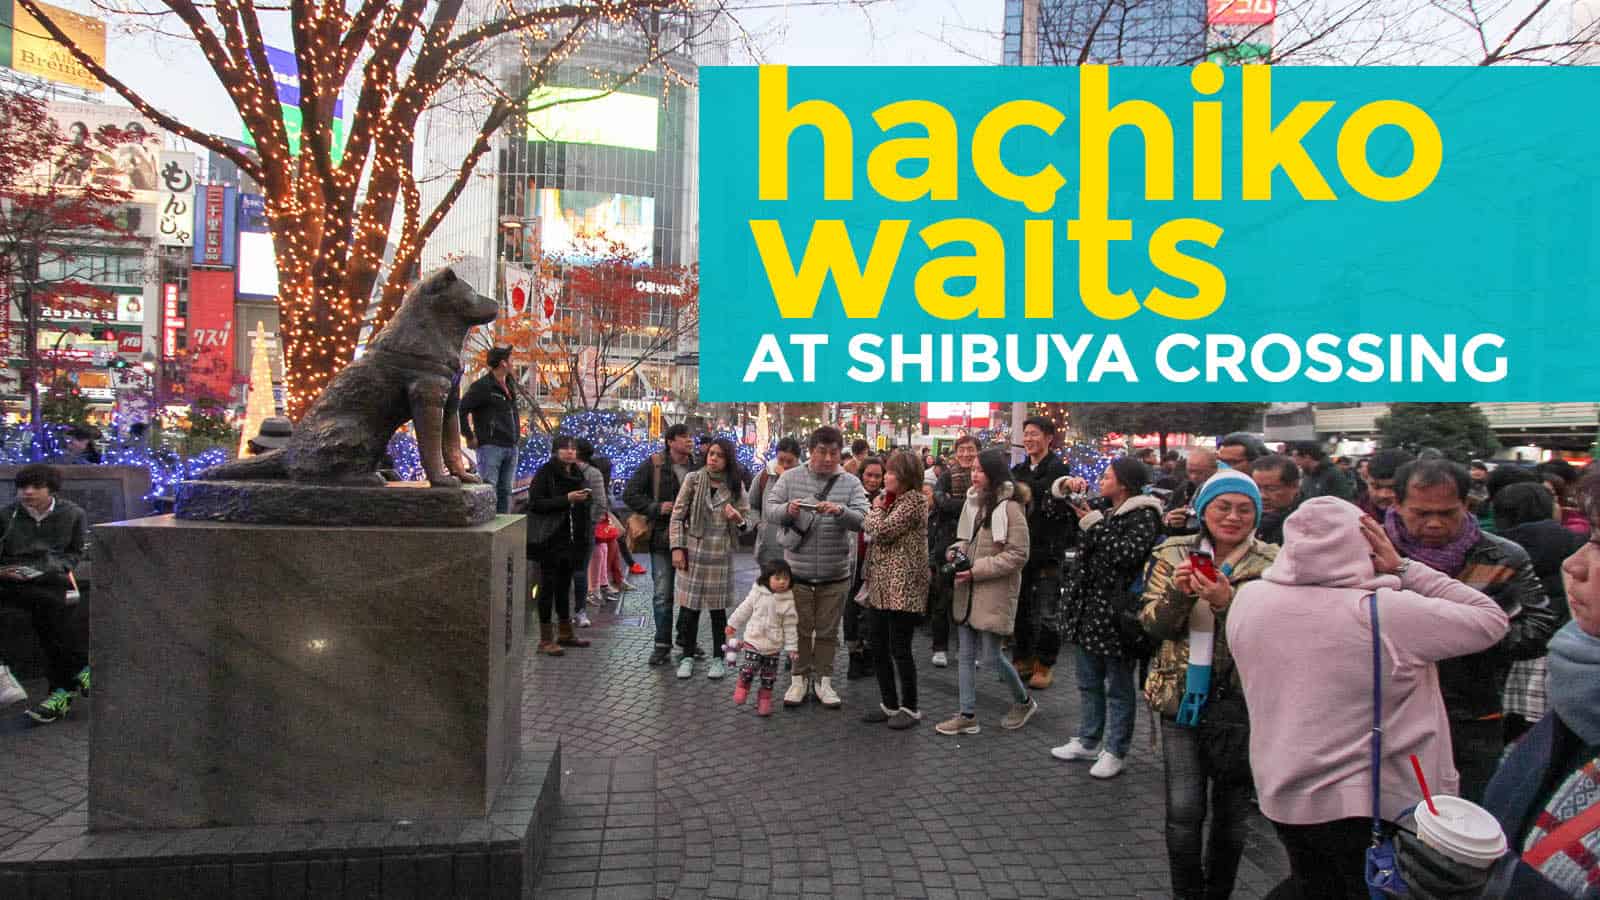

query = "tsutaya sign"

[698,65,1600,402]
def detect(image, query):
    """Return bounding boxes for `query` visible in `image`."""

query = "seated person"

[0,464,89,724]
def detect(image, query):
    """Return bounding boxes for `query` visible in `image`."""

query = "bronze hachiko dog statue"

[201,267,499,488]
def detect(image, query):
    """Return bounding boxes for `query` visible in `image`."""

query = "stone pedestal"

[86,514,527,831]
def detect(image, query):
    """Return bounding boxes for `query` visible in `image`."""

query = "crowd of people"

[519,405,1598,899]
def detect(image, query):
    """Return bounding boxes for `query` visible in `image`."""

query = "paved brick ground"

[0,549,1291,899]
[531,550,1290,900]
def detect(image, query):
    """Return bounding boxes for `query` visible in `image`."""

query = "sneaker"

[648,646,671,667]
[707,659,727,680]
[887,709,918,730]
[26,688,72,724]
[0,666,25,707]
[861,703,893,724]
[575,611,592,628]
[74,666,90,697]
[814,676,842,709]
[931,651,948,668]
[1001,697,1039,731]
[1051,737,1100,761]
[1089,750,1125,779]
[629,562,646,575]
[899,707,923,721]
[934,713,980,736]
[676,657,694,679]
[783,676,808,707]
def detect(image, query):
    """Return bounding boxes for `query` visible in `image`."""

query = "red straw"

[1410,754,1439,816]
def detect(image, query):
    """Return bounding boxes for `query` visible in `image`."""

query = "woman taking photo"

[1052,456,1165,779]
[527,435,594,656]
[846,456,886,680]
[936,448,1037,736]
[859,450,929,729]
[1228,498,1507,900]
[669,437,753,680]
[1138,470,1280,900]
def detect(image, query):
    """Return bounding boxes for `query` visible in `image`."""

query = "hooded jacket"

[1227,497,1509,825]
[727,583,799,656]
[949,481,1031,635]
[1499,518,1584,621]
[1061,493,1166,657]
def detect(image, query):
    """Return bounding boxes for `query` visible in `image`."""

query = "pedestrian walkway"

[532,550,1289,899]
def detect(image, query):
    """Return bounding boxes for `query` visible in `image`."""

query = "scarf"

[1384,506,1481,577]
[957,483,1011,545]
[1520,757,1600,896]
[1176,538,1242,727]
[1548,620,1600,745]
[702,468,730,513]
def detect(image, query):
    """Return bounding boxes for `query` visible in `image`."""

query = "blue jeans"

[476,443,518,513]
[651,550,677,648]
[1074,645,1137,758]
[957,624,1029,717]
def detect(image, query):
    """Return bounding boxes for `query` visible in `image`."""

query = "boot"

[733,673,753,706]
[1013,657,1036,680]
[756,687,774,717]
[783,675,808,707]
[538,623,564,656]
[557,621,590,648]
[1029,664,1054,690]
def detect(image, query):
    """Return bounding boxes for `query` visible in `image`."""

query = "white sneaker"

[1050,737,1100,761]
[676,657,694,679]
[575,611,592,628]
[814,676,842,708]
[0,666,25,707]
[783,675,808,707]
[1089,750,1125,779]
[931,651,948,668]
[707,659,727,680]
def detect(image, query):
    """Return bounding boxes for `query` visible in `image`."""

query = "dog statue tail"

[199,449,289,481]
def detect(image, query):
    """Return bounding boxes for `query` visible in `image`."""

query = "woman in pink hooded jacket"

[1227,496,1509,900]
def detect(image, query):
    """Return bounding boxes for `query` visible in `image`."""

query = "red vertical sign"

[187,269,236,403]
[202,185,226,264]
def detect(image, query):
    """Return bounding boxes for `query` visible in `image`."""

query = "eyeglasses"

[1207,503,1255,520]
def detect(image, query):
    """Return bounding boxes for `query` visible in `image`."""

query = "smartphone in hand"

[1188,552,1219,583]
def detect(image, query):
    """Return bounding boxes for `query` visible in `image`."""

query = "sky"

[87,0,993,146]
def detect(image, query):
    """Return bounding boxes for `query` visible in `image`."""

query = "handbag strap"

[1367,592,1384,843]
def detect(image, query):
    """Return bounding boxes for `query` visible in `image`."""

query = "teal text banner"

[697,66,1600,402]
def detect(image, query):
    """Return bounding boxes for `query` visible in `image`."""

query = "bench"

[0,465,154,681]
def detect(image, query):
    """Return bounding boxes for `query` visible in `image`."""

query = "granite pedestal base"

[0,742,560,900]
[174,480,496,527]
[87,514,527,831]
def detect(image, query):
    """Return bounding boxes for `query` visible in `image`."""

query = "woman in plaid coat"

[670,437,754,679]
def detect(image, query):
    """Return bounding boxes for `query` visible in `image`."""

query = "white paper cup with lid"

[1414,795,1508,869]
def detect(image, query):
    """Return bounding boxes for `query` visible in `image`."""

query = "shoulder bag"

[626,454,665,552]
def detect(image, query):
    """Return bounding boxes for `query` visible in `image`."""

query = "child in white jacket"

[725,560,799,717]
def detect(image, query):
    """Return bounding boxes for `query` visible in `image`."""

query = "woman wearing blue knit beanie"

[1137,469,1280,900]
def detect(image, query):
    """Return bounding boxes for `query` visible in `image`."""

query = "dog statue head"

[417,267,499,327]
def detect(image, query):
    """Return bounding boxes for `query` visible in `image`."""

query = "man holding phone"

[0,464,88,724]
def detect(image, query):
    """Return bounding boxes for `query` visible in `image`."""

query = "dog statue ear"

[438,268,457,285]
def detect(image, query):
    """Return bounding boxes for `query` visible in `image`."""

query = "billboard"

[157,151,195,247]
[194,184,238,266]
[241,45,348,163]
[1208,0,1275,25]
[532,188,655,263]
[236,194,278,297]
[922,403,992,428]
[187,269,236,403]
[526,86,658,152]
[3,1,106,91]
[37,100,163,198]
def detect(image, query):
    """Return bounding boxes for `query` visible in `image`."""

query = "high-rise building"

[1003,0,1208,66]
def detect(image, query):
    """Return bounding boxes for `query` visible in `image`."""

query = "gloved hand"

[1397,831,1493,899]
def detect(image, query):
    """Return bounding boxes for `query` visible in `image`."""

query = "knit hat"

[1193,469,1262,529]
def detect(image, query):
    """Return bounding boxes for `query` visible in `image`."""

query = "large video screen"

[237,230,279,297]
[534,189,655,264]
[525,87,658,152]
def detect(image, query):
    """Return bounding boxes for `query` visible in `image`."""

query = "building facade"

[1003,0,1209,66]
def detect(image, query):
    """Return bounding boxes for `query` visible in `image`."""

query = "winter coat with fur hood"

[949,482,1032,636]
[1062,493,1166,657]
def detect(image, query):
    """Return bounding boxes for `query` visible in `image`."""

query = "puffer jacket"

[1140,534,1279,721]
[1062,494,1166,657]
[863,489,930,614]
[949,482,1032,635]
[727,584,798,656]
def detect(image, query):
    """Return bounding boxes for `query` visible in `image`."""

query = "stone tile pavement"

[530,550,1289,899]
[0,548,1290,898]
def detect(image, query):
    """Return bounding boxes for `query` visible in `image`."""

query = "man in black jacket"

[458,346,520,513]
[0,465,88,724]
[1010,417,1078,690]
[624,424,698,666]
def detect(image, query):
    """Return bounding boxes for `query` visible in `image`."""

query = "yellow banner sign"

[12,1,105,91]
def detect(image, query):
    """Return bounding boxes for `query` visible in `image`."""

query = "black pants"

[1012,560,1061,667]
[869,607,918,712]
[927,564,952,652]
[0,581,85,694]
[1267,817,1376,900]
[1449,717,1503,804]
[844,570,866,649]
[536,557,575,625]
[677,607,727,658]
[1161,718,1254,900]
